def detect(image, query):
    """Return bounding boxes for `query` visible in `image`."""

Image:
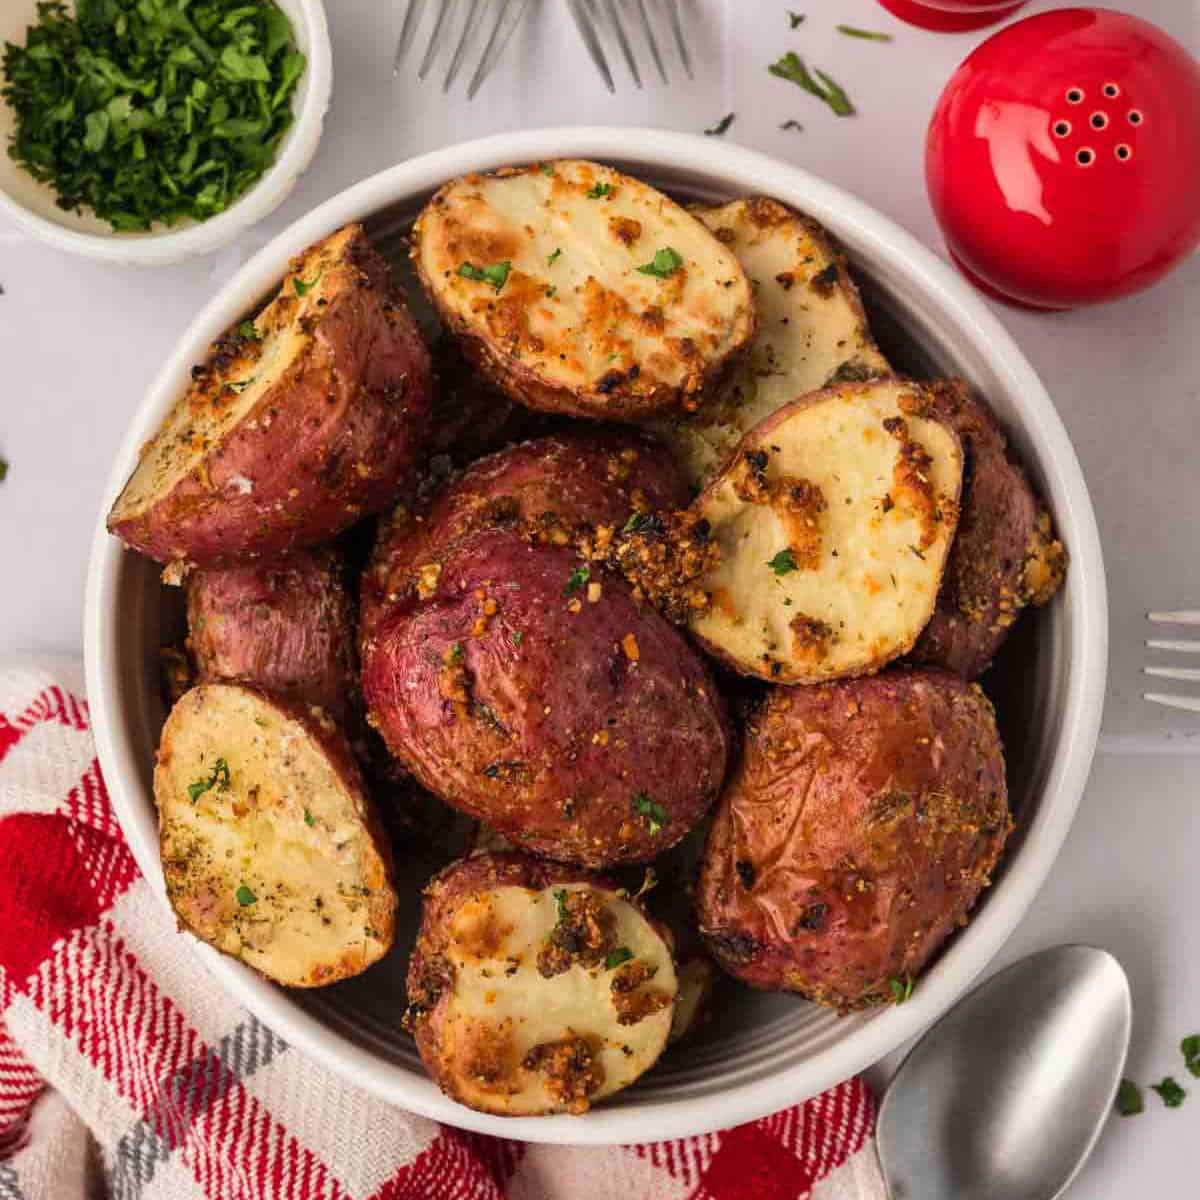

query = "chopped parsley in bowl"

[2,0,307,232]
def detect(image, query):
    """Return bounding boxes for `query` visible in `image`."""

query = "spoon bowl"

[877,945,1131,1200]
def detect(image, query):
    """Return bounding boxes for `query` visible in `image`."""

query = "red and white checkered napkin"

[0,664,885,1200]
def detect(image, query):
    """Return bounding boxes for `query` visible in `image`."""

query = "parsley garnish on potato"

[235,884,257,907]
[187,756,230,802]
[293,268,324,297]
[457,260,512,292]
[605,947,634,970]
[1,0,307,231]
[768,548,798,575]
[889,975,914,1004]
[636,247,684,279]
[586,182,612,199]
[632,792,668,835]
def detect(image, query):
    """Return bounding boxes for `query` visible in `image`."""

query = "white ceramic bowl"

[0,0,331,265]
[84,127,1108,1144]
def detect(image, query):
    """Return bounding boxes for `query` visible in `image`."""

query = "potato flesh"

[438,885,676,1115]
[110,226,359,526]
[414,161,753,404]
[691,383,963,682]
[655,199,891,486]
[156,685,392,987]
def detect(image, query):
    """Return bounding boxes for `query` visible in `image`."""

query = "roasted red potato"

[412,160,755,420]
[108,224,433,566]
[362,523,728,867]
[696,670,1010,1010]
[361,428,690,640]
[156,683,397,987]
[406,852,677,1116]
[907,383,1068,678]
[186,548,357,723]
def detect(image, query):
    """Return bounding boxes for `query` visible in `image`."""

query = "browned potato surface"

[696,670,1010,1010]
[406,853,677,1116]
[412,160,755,420]
[907,383,1068,678]
[186,548,357,723]
[108,225,433,566]
[688,380,964,683]
[361,524,729,867]
[655,197,891,487]
[156,683,396,987]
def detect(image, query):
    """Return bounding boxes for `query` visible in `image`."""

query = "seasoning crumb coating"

[697,670,1010,1011]
[907,381,1068,679]
[405,853,676,1116]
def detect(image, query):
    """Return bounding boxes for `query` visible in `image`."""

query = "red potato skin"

[361,429,690,640]
[361,524,729,868]
[185,548,357,724]
[696,670,1010,1010]
[908,383,1066,679]
[108,229,434,565]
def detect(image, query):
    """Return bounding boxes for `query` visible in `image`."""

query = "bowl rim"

[84,125,1108,1144]
[0,0,332,265]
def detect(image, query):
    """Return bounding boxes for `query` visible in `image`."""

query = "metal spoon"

[877,945,1132,1200]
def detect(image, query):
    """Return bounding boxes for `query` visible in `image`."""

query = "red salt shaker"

[924,8,1200,309]
[876,0,1028,33]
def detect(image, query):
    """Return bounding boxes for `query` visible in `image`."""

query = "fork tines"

[394,0,531,100]
[568,0,693,93]
[1144,611,1200,713]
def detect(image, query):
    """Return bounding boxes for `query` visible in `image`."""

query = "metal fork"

[1144,611,1200,713]
[393,0,532,100]
[567,0,693,92]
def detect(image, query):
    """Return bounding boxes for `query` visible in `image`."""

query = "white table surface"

[1,0,1197,1192]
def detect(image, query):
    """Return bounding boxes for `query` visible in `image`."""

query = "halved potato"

[406,853,677,1116]
[411,160,755,420]
[155,683,396,987]
[108,224,433,566]
[653,197,891,486]
[689,380,964,683]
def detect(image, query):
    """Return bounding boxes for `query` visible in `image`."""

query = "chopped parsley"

[768,548,798,575]
[447,642,464,665]
[226,377,256,394]
[235,884,257,907]
[293,268,324,297]
[187,757,230,802]
[636,247,684,279]
[704,112,735,137]
[788,11,806,28]
[0,458,8,484]
[836,25,893,42]
[632,791,668,836]
[1,0,306,232]
[563,566,590,596]
[540,162,554,176]
[457,259,511,291]
[1116,1079,1144,1117]
[605,947,634,970]
[1183,1034,1200,1077]
[1151,1077,1187,1108]
[303,808,315,827]
[586,181,612,199]
[622,511,650,533]
[780,119,804,132]
[554,889,569,922]
[236,319,258,340]
[547,247,562,266]
[889,975,914,1004]
[545,285,557,298]
[511,630,524,646]
[769,53,855,117]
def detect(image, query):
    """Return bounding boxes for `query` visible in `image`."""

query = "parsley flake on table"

[1116,1079,1144,1117]
[586,181,612,199]
[632,792,668,835]
[1151,1076,1187,1108]
[187,757,230,802]
[788,11,806,28]
[1,0,307,232]
[458,260,512,291]
[1182,1034,1200,1077]
[636,247,684,278]
[0,458,8,484]
[768,548,798,575]
[704,112,735,137]
[780,119,804,132]
[769,52,855,117]
[605,947,634,970]
[235,884,257,907]
[836,25,894,42]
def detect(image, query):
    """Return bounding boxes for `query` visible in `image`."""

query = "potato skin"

[186,548,357,723]
[361,525,729,867]
[108,226,434,565]
[696,670,1010,1010]
[361,429,690,640]
[908,383,1067,679]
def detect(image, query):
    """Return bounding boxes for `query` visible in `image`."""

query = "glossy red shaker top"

[876,0,1028,34]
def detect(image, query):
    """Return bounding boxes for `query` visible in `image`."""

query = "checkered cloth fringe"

[0,664,885,1200]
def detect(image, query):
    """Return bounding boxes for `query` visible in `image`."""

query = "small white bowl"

[84,128,1108,1144]
[0,0,331,265]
